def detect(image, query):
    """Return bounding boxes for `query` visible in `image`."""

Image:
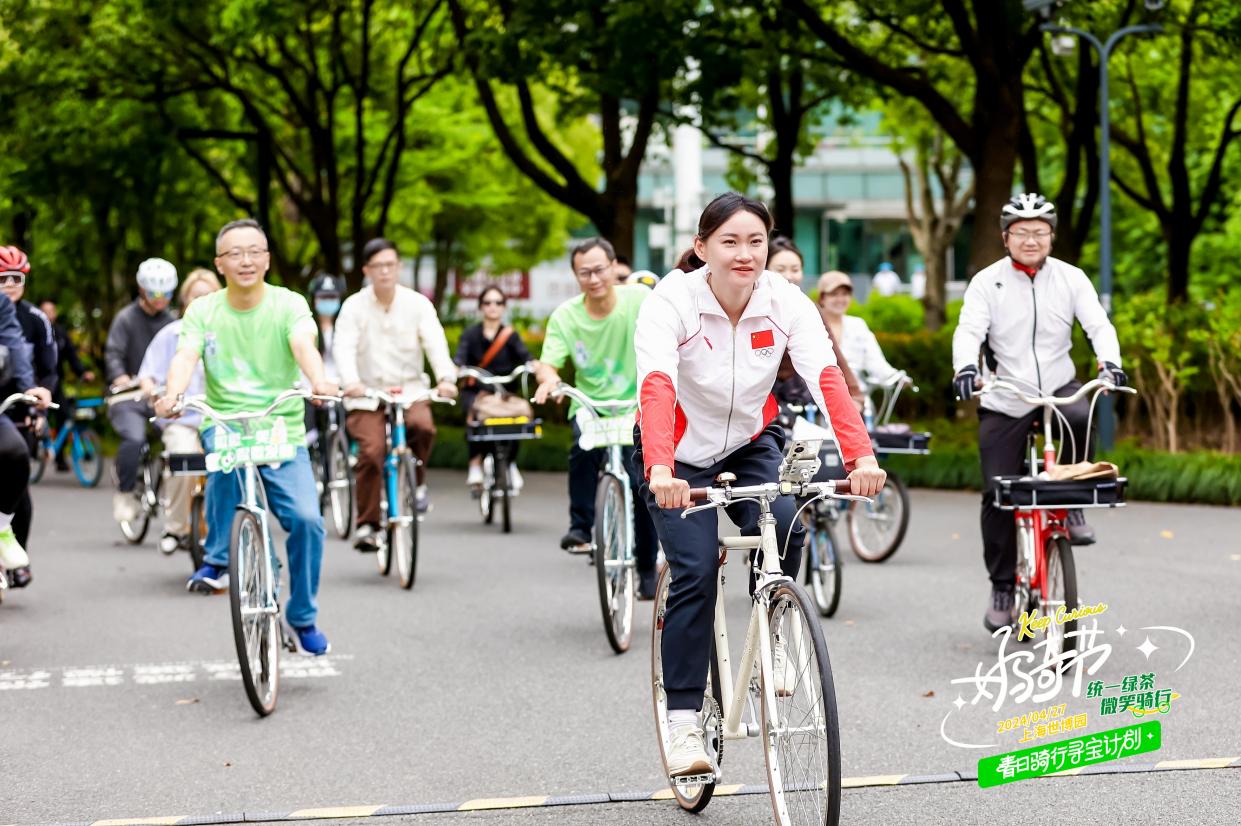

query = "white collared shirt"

[333,285,456,396]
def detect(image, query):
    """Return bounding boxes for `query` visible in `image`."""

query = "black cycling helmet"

[1000,193,1057,232]
[308,272,344,296]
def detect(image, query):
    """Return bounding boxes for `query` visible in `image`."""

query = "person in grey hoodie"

[105,258,175,524]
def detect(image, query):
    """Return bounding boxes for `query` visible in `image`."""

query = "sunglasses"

[481,299,506,307]
[0,272,25,286]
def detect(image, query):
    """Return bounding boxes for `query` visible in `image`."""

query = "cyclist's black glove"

[1097,361,1127,388]
[953,365,978,402]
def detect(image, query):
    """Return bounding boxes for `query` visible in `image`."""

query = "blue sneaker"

[187,564,228,594]
[289,623,331,656]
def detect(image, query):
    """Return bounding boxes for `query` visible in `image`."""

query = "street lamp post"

[1040,21,1161,449]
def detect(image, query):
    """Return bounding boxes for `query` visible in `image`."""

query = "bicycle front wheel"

[29,438,48,484]
[393,455,419,590]
[652,563,722,813]
[479,454,495,524]
[326,430,353,540]
[188,490,207,571]
[594,472,634,654]
[119,453,154,544]
[803,510,842,618]
[496,455,512,534]
[73,429,104,488]
[760,581,841,826]
[229,508,280,717]
[847,474,909,563]
[1042,536,1079,661]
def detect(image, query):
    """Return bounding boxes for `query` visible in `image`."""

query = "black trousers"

[978,380,1092,586]
[0,417,33,547]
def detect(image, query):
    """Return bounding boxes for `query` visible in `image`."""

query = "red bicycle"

[976,377,1136,659]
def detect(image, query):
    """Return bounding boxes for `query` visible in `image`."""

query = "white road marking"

[0,656,351,691]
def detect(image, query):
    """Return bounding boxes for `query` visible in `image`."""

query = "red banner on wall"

[455,270,531,300]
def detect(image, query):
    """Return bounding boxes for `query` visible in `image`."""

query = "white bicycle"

[652,437,870,825]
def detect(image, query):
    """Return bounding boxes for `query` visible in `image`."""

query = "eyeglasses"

[217,247,270,263]
[144,290,172,302]
[575,265,610,281]
[481,299,506,307]
[1008,229,1053,241]
[366,261,399,273]
[0,272,25,286]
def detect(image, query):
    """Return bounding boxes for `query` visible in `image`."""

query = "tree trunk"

[601,189,637,263]
[1165,225,1191,304]
[768,150,796,240]
[967,125,1019,276]
[923,243,949,331]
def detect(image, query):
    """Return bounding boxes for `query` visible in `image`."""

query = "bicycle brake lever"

[680,502,721,519]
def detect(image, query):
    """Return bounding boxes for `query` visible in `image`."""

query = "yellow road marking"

[94,819,184,826]
[842,774,904,788]
[457,796,548,811]
[288,806,385,819]
[650,789,676,800]
[713,784,746,796]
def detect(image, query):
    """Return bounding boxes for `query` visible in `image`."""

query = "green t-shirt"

[540,284,647,412]
[178,285,317,444]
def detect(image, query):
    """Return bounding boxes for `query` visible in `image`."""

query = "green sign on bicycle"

[206,417,297,473]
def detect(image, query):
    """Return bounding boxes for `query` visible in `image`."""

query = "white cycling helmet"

[1000,193,1057,232]
[136,257,178,295]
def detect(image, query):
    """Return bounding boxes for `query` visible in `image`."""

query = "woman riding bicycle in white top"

[633,192,885,776]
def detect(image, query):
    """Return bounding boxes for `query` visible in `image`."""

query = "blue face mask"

[315,298,341,317]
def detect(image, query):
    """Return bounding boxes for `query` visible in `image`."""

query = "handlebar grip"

[833,478,851,496]
[689,487,710,503]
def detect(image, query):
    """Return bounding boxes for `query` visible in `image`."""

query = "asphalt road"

[2,466,1239,825]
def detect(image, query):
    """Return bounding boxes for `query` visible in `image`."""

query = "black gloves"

[1098,361,1127,388]
[953,365,979,402]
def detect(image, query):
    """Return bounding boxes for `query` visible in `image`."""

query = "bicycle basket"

[870,426,931,455]
[73,406,97,421]
[165,452,208,477]
[466,417,543,442]
[575,409,636,450]
[992,476,1127,511]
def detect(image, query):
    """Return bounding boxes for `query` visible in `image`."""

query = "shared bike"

[555,383,640,654]
[308,400,354,540]
[346,387,453,589]
[458,364,541,534]
[652,436,870,825]
[28,396,105,487]
[176,388,338,716]
[976,377,1135,659]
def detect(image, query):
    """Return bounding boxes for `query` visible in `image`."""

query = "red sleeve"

[819,365,873,472]
[638,371,677,478]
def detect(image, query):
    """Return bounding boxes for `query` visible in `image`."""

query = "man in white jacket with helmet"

[952,193,1126,633]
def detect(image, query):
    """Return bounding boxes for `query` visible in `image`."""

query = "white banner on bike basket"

[575,408,636,450]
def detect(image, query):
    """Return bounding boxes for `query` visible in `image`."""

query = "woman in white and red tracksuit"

[634,193,887,773]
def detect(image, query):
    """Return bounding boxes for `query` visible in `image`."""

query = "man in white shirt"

[870,262,901,297]
[334,238,458,549]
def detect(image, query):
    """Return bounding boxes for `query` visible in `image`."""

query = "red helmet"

[0,245,30,274]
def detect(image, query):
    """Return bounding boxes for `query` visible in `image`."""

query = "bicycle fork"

[238,463,279,618]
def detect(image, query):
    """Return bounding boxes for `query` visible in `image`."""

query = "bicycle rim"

[1042,537,1078,662]
[594,473,633,653]
[848,476,909,563]
[395,456,418,589]
[761,582,841,826]
[188,492,206,571]
[328,433,353,540]
[230,509,279,716]
[651,564,720,812]
[119,461,152,544]
[74,430,104,487]
[805,515,841,618]
[498,456,512,534]
[479,455,494,524]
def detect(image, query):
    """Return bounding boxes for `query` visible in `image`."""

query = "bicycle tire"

[848,473,910,563]
[28,439,47,484]
[327,430,353,540]
[803,509,842,618]
[594,473,634,654]
[760,580,841,826]
[73,429,104,488]
[480,454,495,524]
[188,491,207,571]
[1042,536,1079,662]
[119,450,154,545]
[497,455,512,534]
[229,508,280,717]
[394,455,419,590]
[652,563,723,813]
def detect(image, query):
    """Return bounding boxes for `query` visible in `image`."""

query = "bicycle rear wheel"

[119,451,155,544]
[73,429,104,487]
[652,563,722,813]
[594,473,634,654]
[393,455,419,590]
[229,508,280,717]
[29,438,48,484]
[847,474,909,563]
[761,581,841,826]
[326,430,353,540]
[479,454,495,524]
[1041,536,1078,661]
[496,455,512,534]
[188,490,207,571]
[803,509,841,618]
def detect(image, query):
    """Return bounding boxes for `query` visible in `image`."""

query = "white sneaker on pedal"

[0,527,30,570]
[465,465,484,487]
[772,635,795,698]
[113,492,140,524]
[666,724,713,777]
[509,465,524,492]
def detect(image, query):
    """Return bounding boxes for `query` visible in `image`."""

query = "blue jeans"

[201,427,326,628]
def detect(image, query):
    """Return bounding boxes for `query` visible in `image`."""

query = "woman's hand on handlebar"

[847,456,886,497]
[649,465,691,510]
[154,394,181,419]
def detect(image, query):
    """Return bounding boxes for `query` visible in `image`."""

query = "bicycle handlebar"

[0,393,59,415]
[176,388,340,423]
[362,387,456,407]
[977,376,1136,407]
[457,364,534,385]
[550,383,636,416]
[687,477,854,505]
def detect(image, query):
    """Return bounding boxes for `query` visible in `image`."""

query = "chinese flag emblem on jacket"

[751,329,775,349]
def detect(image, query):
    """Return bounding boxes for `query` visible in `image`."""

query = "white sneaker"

[666,724,713,777]
[159,533,180,555]
[772,634,795,698]
[466,465,484,487]
[509,465,524,492]
[353,524,380,552]
[0,528,30,570]
[113,492,140,523]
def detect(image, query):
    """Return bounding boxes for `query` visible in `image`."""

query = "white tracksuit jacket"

[952,256,1122,418]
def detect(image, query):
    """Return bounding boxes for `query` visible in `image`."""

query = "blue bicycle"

[29,396,105,487]
[350,388,453,589]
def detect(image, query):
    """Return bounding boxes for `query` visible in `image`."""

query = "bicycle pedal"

[670,771,718,787]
